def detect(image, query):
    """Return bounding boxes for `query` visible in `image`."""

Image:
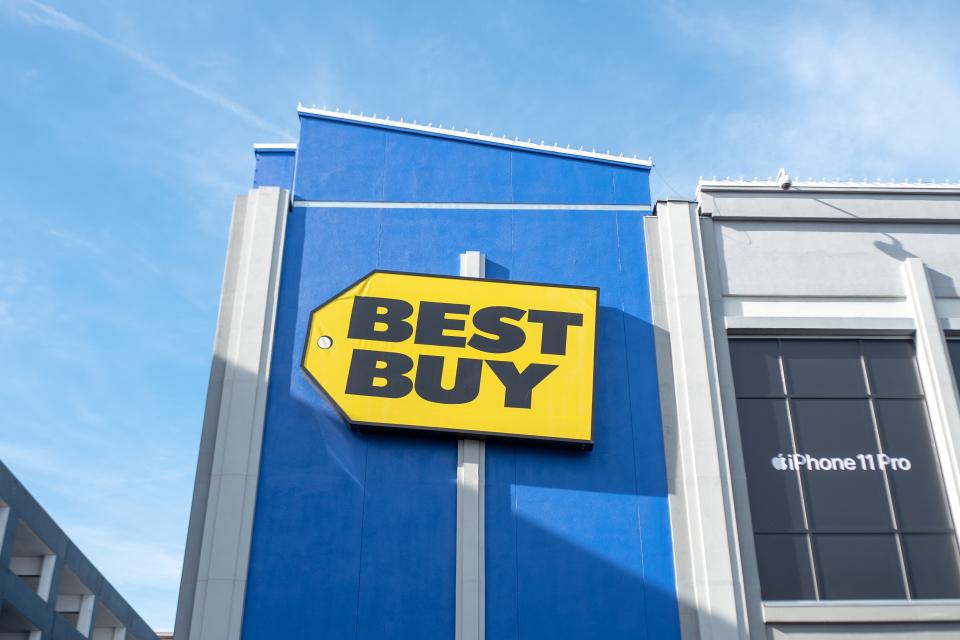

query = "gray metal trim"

[763,601,960,624]
[724,317,916,333]
[175,187,289,640]
[456,251,485,640]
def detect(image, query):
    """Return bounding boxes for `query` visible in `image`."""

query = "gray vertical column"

[902,257,960,529]
[175,186,289,640]
[651,201,749,640]
[456,250,485,640]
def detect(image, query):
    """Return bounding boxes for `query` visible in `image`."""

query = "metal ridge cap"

[296,104,653,168]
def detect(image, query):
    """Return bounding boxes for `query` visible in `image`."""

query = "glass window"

[949,339,960,395]
[813,534,906,600]
[781,340,866,397]
[792,399,892,532]
[754,534,816,600]
[729,338,960,601]
[737,399,805,531]
[902,534,960,599]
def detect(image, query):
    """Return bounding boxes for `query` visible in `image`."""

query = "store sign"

[302,270,598,444]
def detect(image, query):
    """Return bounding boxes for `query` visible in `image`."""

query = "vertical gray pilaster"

[456,251,485,640]
[902,258,960,532]
[176,187,289,640]
[652,201,749,640]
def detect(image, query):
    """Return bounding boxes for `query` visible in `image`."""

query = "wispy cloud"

[0,440,128,491]
[5,0,292,140]
[64,524,183,587]
[668,3,960,180]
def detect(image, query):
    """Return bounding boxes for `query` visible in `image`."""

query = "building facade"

[649,178,960,639]
[176,107,678,640]
[176,107,960,640]
[0,461,158,640]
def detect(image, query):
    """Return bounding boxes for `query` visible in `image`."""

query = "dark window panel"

[793,399,893,531]
[813,534,906,600]
[729,340,784,397]
[755,534,816,601]
[737,399,806,531]
[949,340,960,389]
[902,534,960,599]
[875,399,953,531]
[862,340,922,398]
[782,340,867,397]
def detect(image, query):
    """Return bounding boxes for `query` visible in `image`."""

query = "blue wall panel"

[381,133,513,203]
[242,114,677,640]
[482,210,678,639]
[296,119,387,201]
[293,113,651,205]
[253,149,295,191]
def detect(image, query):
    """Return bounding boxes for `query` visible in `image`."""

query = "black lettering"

[415,355,481,404]
[415,301,469,347]
[344,349,413,398]
[485,360,558,409]
[347,296,414,342]
[468,306,526,353]
[527,310,583,355]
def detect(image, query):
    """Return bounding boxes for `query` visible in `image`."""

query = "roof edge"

[698,178,960,196]
[253,143,297,151]
[296,104,653,168]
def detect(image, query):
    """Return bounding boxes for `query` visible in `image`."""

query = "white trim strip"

[297,105,653,167]
[253,143,296,151]
[294,201,651,211]
[764,600,960,624]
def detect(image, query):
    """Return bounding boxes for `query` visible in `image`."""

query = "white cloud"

[669,4,960,180]
[5,0,292,140]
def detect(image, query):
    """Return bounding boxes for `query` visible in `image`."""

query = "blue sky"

[1,0,959,630]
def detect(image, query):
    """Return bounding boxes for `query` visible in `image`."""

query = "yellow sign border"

[299,270,599,448]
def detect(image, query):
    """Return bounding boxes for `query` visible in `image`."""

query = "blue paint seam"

[354,438,370,640]
[614,212,641,495]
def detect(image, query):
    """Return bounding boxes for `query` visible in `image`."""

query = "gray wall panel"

[715,221,960,297]
[702,191,960,222]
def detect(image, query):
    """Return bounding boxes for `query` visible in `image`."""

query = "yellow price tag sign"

[302,271,597,445]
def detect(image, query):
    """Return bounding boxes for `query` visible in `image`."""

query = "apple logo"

[771,454,788,471]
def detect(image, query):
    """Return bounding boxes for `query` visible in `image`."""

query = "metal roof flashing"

[295,104,652,169]
[253,143,297,152]
[697,178,960,198]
